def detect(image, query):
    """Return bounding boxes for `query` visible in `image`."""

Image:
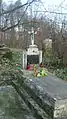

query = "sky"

[2,0,67,23]
[2,0,67,14]
[2,0,67,6]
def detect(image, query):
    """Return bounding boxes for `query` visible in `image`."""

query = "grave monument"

[22,27,42,69]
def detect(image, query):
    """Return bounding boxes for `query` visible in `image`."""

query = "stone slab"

[23,72,67,118]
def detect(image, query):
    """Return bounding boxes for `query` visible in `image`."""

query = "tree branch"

[1,21,31,31]
[0,0,36,16]
[0,0,36,32]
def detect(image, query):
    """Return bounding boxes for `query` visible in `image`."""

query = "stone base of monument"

[22,73,67,119]
[22,44,42,69]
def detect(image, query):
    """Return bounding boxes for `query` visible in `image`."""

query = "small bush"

[0,49,24,86]
[2,51,13,60]
[55,68,67,80]
[44,47,64,70]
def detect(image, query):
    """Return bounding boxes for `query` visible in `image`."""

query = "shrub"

[55,68,67,80]
[43,47,64,70]
[0,48,24,86]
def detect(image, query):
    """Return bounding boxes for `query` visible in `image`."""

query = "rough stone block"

[23,74,67,119]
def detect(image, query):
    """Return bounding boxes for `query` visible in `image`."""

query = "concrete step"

[11,81,51,119]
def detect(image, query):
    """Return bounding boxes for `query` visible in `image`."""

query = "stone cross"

[28,27,37,45]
